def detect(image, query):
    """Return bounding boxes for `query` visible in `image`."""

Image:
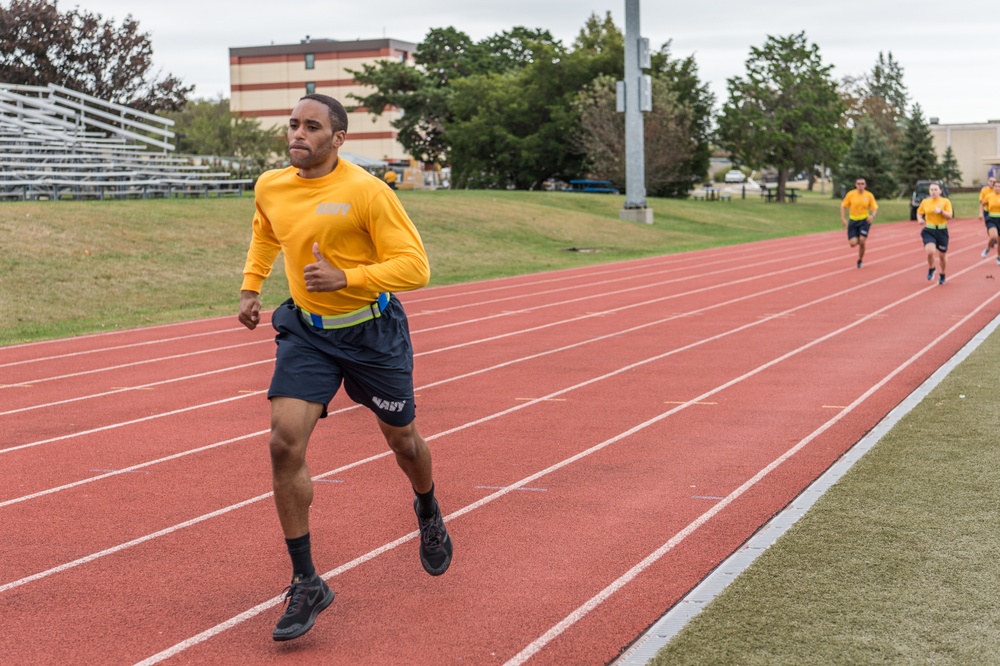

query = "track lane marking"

[1,242,920,454]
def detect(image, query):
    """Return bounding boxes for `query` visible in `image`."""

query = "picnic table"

[760,186,799,203]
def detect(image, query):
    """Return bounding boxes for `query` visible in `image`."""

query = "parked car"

[564,179,619,194]
[909,180,949,220]
[724,169,746,183]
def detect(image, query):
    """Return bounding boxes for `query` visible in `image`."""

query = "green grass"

[2,188,997,663]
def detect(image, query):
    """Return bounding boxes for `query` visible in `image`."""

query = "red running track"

[2,219,999,665]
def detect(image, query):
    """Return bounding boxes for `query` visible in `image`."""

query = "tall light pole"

[618,0,653,224]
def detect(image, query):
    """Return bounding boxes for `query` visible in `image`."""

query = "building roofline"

[929,121,1000,130]
[230,38,417,58]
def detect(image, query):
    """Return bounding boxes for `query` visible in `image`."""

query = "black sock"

[285,533,315,579]
[414,483,437,519]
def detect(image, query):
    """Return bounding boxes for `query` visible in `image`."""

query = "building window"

[305,53,315,69]
[305,82,316,94]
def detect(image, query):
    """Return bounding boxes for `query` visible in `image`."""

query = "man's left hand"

[304,242,348,292]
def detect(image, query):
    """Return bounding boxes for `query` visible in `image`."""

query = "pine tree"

[896,104,939,193]
[835,118,897,199]
[939,146,962,187]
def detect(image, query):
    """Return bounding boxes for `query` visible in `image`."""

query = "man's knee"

[269,426,308,470]
[382,422,423,459]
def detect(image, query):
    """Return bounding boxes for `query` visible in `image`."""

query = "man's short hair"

[300,94,349,133]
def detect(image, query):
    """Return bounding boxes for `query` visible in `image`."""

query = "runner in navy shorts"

[847,219,871,241]
[269,296,415,426]
[920,227,949,253]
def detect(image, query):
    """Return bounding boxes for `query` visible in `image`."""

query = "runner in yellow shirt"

[983,179,1000,265]
[917,182,953,285]
[840,177,878,268]
[979,176,997,257]
[238,94,452,642]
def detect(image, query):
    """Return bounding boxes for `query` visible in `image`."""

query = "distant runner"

[978,176,997,257]
[840,177,878,268]
[917,182,953,285]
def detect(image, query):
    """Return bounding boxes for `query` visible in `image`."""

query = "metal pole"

[623,0,645,210]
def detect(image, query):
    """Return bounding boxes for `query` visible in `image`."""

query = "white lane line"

[0,234,821,364]
[1,243,915,454]
[2,238,845,386]
[409,240,888,334]
[509,292,1000,666]
[0,360,271,416]
[132,271,1000,666]
[0,340,269,389]
[0,393,263,454]
[398,233,826,308]
[405,240,832,317]
[0,327,252,369]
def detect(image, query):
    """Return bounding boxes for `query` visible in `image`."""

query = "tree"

[649,42,715,195]
[834,117,897,199]
[939,145,962,187]
[840,52,908,148]
[868,52,908,114]
[349,58,452,165]
[574,74,696,196]
[716,33,848,201]
[0,0,191,112]
[351,14,713,193]
[896,103,939,192]
[447,38,593,189]
[160,97,284,176]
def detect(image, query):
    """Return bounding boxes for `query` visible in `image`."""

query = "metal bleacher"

[0,83,252,201]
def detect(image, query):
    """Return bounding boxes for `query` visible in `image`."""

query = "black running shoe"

[272,573,334,641]
[856,260,863,269]
[938,273,946,285]
[927,267,935,281]
[415,499,453,576]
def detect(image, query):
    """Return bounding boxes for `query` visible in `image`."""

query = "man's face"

[929,183,941,197]
[287,99,343,171]
[989,177,996,188]
[993,180,1000,194]
[855,179,866,192]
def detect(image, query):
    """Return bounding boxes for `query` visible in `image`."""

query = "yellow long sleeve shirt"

[241,158,430,315]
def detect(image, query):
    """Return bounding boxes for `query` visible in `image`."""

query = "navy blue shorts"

[847,219,870,240]
[921,227,949,253]
[987,216,1000,233]
[268,296,416,427]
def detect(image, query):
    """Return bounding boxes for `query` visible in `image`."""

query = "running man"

[916,181,953,285]
[979,176,997,257]
[840,177,878,268]
[238,94,453,642]
[983,178,1000,264]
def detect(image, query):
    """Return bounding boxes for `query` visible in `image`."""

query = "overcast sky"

[60,0,996,125]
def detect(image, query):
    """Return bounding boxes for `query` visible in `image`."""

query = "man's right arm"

[239,201,281,330]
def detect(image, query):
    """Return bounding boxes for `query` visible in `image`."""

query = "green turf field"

[2,189,997,663]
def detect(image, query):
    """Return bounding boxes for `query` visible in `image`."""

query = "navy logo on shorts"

[372,396,406,413]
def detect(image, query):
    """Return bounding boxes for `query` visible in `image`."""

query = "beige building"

[929,119,1000,186]
[229,37,417,162]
